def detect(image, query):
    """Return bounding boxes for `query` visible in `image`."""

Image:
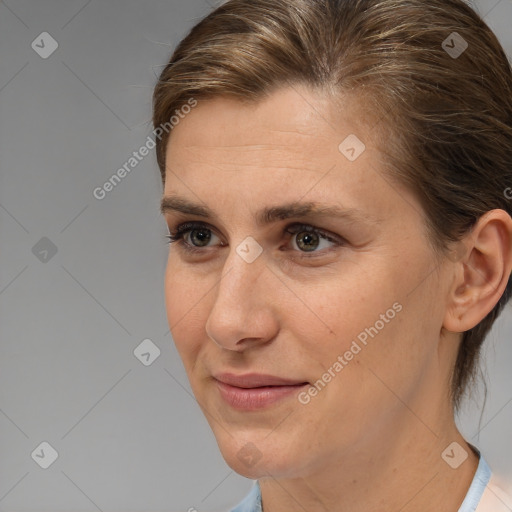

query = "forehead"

[165,86,375,174]
[162,85,402,226]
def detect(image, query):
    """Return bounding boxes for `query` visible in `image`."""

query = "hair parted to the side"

[152,0,512,413]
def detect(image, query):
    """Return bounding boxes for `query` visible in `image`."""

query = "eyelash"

[165,221,344,258]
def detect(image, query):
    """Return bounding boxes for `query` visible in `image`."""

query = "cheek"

[164,259,183,327]
[290,262,418,393]
[292,270,396,345]
[164,259,206,362]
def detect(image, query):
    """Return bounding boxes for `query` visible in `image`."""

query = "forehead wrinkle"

[168,161,333,175]
[181,143,311,152]
[176,129,331,152]
[268,128,333,138]
[173,144,330,174]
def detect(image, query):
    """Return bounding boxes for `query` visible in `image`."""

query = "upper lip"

[213,372,308,388]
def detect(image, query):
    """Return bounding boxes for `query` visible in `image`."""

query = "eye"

[165,221,344,257]
[284,223,341,254]
[166,221,222,254]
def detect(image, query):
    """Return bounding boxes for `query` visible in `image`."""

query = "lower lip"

[215,380,309,410]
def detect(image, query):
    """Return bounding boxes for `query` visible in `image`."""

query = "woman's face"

[161,85,455,478]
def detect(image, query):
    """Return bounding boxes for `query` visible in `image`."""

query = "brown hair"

[152,0,512,413]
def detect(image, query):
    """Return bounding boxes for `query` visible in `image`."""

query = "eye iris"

[296,231,319,252]
[191,228,211,247]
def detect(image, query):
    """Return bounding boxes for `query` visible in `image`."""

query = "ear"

[443,209,512,333]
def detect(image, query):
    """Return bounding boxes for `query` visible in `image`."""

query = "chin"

[214,430,301,479]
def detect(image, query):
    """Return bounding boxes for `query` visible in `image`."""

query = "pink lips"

[213,373,309,410]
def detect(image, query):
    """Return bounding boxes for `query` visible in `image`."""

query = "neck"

[258,402,479,512]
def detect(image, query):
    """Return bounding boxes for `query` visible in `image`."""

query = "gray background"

[0,0,511,510]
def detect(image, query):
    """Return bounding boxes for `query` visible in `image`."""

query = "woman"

[153,0,512,510]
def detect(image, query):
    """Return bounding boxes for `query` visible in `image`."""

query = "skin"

[160,84,512,512]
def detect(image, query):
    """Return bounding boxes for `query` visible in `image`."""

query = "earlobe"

[443,209,512,334]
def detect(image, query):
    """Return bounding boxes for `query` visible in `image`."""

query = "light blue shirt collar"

[230,481,262,512]
[229,447,491,512]
[458,446,491,512]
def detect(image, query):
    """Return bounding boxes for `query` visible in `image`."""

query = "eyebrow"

[160,194,377,226]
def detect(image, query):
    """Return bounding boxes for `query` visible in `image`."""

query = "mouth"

[213,373,309,410]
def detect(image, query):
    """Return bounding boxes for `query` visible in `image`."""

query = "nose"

[205,244,279,351]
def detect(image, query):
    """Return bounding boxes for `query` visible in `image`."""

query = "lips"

[213,372,308,388]
[212,372,310,410]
